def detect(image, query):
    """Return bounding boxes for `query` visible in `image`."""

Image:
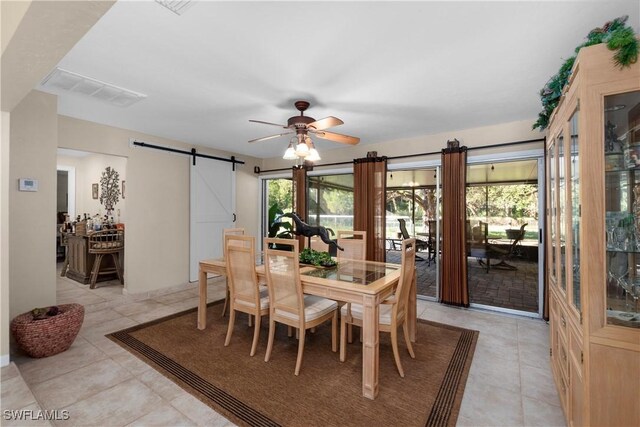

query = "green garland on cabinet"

[533,16,639,131]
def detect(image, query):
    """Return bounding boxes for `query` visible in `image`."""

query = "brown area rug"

[108,302,478,427]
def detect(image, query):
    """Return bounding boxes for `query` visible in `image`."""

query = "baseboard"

[0,353,10,367]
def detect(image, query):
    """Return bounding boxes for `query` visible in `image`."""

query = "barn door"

[189,158,235,282]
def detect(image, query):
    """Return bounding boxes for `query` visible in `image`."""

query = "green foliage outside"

[267,179,293,213]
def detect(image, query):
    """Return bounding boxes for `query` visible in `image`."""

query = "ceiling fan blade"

[248,132,293,143]
[313,130,360,145]
[249,119,289,129]
[307,116,343,131]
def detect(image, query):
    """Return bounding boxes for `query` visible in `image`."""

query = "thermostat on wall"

[19,178,38,192]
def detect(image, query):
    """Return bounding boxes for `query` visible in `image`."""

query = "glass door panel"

[558,132,567,293]
[466,159,541,314]
[386,168,439,299]
[549,142,557,284]
[570,111,581,312]
[605,90,640,328]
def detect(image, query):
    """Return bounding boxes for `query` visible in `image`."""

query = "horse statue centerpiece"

[279,212,344,252]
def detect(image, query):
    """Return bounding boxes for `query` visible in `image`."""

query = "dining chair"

[263,237,338,375]
[336,230,366,343]
[336,230,366,261]
[309,236,329,253]
[221,227,245,317]
[339,238,416,377]
[224,234,268,356]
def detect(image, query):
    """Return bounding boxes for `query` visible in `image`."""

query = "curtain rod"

[132,140,245,169]
[255,137,545,174]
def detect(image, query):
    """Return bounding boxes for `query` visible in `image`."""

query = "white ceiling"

[39,1,639,160]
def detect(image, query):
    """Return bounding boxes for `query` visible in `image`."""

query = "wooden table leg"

[408,268,417,342]
[361,294,379,399]
[198,268,208,330]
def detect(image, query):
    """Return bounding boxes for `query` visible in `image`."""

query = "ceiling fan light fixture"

[283,140,297,160]
[295,141,310,157]
[307,148,321,162]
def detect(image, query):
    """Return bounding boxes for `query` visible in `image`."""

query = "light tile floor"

[1,269,566,426]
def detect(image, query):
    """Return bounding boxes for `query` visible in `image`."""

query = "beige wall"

[57,153,128,223]
[262,118,544,171]
[58,114,262,295]
[9,91,58,319]
[1,111,10,365]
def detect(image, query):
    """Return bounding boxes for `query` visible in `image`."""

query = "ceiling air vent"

[154,0,194,15]
[40,68,146,108]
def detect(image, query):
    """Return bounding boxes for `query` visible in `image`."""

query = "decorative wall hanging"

[122,181,126,199]
[533,15,639,131]
[99,167,120,215]
[92,183,99,200]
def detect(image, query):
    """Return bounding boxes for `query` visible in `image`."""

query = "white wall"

[1,111,11,366]
[57,153,128,223]
[9,91,58,319]
[57,114,262,295]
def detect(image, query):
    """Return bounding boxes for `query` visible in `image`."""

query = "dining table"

[197,256,417,400]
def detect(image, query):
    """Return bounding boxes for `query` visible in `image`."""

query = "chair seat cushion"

[235,287,269,310]
[275,295,337,322]
[340,302,394,325]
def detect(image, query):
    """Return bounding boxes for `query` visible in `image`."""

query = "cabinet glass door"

[605,90,640,328]
[570,111,581,311]
[549,142,557,284]
[558,132,567,293]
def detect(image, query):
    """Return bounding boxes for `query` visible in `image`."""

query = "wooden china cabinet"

[546,43,640,426]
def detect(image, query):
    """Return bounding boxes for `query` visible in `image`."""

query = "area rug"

[108,302,478,427]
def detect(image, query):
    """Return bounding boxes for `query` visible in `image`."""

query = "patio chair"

[467,220,491,273]
[398,219,429,259]
[487,223,527,270]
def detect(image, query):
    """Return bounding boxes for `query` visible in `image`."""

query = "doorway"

[465,157,544,316]
[385,168,441,300]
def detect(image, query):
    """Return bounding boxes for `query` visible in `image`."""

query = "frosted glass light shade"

[306,148,321,162]
[283,146,297,159]
[295,142,309,157]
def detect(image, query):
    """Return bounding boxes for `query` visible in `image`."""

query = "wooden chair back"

[309,236,329,253]
[88,230,124,254]
[222,228,244,257]
[264,238,304,321]
[395,238,416,319]
[337,230,367,261]
[225,235,258,307]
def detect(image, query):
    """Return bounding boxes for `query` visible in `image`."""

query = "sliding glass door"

[465,158,543,316]
[386,168,441,300]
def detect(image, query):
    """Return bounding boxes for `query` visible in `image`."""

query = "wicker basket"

[10,304,84,358]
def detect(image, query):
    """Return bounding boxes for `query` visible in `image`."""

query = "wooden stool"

[88,229,124,289]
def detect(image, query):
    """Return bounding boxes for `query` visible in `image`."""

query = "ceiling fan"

[248,100,360,147]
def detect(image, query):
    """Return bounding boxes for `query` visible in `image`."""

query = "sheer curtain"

[354,153,387,262]
[292,165,308,248]
[441,140,469,307]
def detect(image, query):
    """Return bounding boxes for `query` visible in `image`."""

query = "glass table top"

[301,261,399,286]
